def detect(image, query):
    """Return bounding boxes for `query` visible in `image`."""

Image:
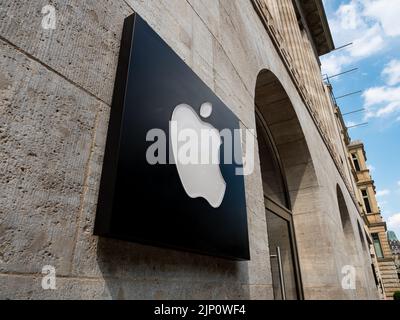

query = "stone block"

[0,0,133,104]
[0,40,105,275]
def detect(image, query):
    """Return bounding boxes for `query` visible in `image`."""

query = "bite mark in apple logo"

[171,102,226,208]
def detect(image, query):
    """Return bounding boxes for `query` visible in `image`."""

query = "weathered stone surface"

[187,0,221,40]
[192,12,215,91]
[0,274,250,300]
[0,0,133,104]
[0,39,106,275]
[245,210,272,286]
[247,284,274,300]
[124,0,194,66]
[213,39,256,130]
[217,0,263,91]
[0,0,380,300]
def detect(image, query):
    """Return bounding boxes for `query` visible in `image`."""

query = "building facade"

[348,141,400,299]
[0,0,380,299]
[388,232,400,283]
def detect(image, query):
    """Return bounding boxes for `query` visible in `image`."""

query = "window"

[361,189,372,213]
[372,233,384,259]
[352,153,361,171]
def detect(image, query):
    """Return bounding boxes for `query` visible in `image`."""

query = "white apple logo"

[170,102,226,208]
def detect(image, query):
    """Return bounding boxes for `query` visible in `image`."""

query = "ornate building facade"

[388,231,400,283]
[0,0,382,299]
[348,141,400,299]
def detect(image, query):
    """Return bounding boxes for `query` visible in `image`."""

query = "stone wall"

[0,0,378,299]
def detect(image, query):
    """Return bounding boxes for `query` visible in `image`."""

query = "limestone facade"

[348,141,400,299]
[0,0,380,299]
[388,233,400,283]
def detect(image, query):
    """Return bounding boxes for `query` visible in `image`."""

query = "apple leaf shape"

[200,102,213,118]
[171,104,226,208]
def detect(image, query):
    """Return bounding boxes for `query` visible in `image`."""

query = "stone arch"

[336,186,373,297]
[336,183,361,294]
[337,185,354,237]
[356,219,377,298]
[255,69,319,209]
[254,69,321,299]
[357,220,368,253]
[336,184,356,248]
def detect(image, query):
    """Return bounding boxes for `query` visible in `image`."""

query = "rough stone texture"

[0,0,133,104]
[0,39,106,276]
[0,273,253,300]
[0,0,378,299]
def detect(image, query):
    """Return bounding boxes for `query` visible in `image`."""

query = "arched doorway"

[256,113,302,300]
[336,185,357,258]
[357,220,368,253]
[254,69,321,300]
[337,185,355,240]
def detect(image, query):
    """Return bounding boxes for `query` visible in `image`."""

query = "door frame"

[264,196,304,300]
[256,109,304,300]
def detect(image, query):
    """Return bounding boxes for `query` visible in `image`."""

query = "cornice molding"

[250,0,358,208]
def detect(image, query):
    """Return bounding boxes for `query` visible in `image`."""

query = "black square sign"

[94,13,250,260]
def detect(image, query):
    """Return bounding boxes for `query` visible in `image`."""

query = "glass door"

[255,111,303,300]
[265,201,300,300]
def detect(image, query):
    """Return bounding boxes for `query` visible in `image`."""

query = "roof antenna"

[335,90,363,100]
[343,108,365,116]
[331,42,353,52]
[321,42,353,56]
[323,68,358,81]
[347,122,368,129]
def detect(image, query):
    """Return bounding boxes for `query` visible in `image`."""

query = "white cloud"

[376,102,400,117]
[387,213,400,231]
[378,200,388,209]
[367,164,375,172]
[382,59,400,86]
[348,24,384,58]
[346,121,357,128]
[321,0,400,76]
[363,0,400,37]
[337,1,366,31]
[398,181,400,187]
[376,189,390,197]
[363,87,400,107]
[327,0,368,47]
[321,54,351,76]
[363,86,400,119]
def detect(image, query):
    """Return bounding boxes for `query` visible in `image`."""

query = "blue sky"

[321,0,400,238]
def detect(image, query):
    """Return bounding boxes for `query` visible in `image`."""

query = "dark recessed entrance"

[255,69,306,300]
[256,113,301,300]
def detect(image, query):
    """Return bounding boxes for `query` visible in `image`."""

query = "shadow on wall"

[94,69,317,300]
[337,185,357,258]
[255,69,342,299]
[337,184,376,299]
[95,237,249,300]
[255,69,319,207]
